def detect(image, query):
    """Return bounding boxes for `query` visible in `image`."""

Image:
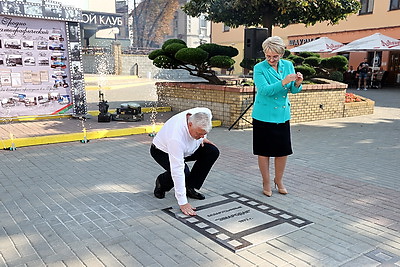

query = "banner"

[0,15,73,117]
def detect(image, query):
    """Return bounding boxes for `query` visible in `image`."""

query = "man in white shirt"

[150,107,219,216]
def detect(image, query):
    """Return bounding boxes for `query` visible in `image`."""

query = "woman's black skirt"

[253,118,293,157]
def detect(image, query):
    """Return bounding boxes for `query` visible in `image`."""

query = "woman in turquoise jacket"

[252,36,303,197]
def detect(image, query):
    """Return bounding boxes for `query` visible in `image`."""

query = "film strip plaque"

[163,192,313,252]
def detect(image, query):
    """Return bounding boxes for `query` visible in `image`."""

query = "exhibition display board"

[0,0,85,117]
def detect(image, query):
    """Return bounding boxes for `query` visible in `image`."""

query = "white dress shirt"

[152,107,212,205]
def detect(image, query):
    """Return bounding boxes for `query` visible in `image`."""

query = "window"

[359,0,374,14]
[223,24,230,32]
[199,15,206,28]
[390,0,400,10]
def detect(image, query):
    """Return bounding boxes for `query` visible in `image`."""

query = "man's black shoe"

[154,178,165,199]
[186,188,205,200]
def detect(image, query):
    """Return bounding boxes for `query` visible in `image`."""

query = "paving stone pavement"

[0,88,399,266]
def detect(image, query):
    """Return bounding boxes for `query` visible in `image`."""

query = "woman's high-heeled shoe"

[263,190,272,197]
[274,181,288,195]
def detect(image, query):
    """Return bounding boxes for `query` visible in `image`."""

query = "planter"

[156,79,374,129]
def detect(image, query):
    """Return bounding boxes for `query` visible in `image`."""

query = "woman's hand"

[295,72,303,87]
[282,73,297,86]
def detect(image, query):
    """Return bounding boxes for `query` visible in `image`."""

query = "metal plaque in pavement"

[163,192,313,252]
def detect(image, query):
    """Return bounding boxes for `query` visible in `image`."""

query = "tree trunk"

[194,73,225,85]
[262,14,273,37]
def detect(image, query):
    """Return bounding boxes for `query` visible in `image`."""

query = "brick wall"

[156,81,374,129]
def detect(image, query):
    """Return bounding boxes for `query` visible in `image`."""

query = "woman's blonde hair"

[262,36,286,55]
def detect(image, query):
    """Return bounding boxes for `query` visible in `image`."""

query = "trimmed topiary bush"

[295,65,316,80]
[161,39,186,50]
[291,55,305,65]
[297,51,320,58]
[148,49,166,60]
[149,39,238,84]
[164,43,187,56]
[329,70,344,82]
[304,56,321,67]
[209,56,235,69]
[175,48,209,65]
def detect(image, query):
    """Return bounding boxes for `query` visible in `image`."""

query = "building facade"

[212,0,400,84]
[163,0,211,48]
[58,0,129,51]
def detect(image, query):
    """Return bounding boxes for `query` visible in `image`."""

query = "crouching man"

[150,107,219,216]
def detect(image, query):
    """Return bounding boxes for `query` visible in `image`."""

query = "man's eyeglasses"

[265,55,280,61]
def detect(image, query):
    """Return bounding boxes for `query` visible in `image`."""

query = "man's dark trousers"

[150,143,220,191]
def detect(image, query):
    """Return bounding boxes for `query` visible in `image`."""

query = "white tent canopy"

[290,37,344,53]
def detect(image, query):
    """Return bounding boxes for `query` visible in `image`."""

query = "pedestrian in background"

[357,57,369,91]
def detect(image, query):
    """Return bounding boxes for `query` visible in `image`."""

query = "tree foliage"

[183,0,360,36]
[130,0,180,48]
[149,39,239,84]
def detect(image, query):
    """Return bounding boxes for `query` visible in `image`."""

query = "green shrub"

[240,58,262,70]
[220,46,239,57]
[209,56,234,69]
[295,65,316,79]
[175,48,209,65]
[291,55,305,65]
[298,51,320,58]
[153,55,179,69]
[198,43,238,58]
[329,70,344,82]
[161,39,186,50]
[150,39,239,84]
[325,55,348,72]
[164,43,187,56]
[303,56,321,67]
[148,49,165,60]
[283,49,291,58]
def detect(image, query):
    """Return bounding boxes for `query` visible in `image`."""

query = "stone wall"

[156,81,374,129]
[343,99,375,117]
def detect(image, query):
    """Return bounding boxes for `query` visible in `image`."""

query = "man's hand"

[201,138,215,147]
[180,203,197,216]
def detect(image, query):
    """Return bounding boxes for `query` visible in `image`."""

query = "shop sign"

[82,11,122,27]
[289,38,316,46]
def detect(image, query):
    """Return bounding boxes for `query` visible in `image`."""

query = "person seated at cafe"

[344,66,357,88]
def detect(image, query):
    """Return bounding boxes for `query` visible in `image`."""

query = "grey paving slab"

[0,87,399,266]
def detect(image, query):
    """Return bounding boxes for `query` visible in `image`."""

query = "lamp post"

[199,33,206,45]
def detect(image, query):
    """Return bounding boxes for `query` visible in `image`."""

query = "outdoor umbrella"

[290,37,344,53]
[334,33,400,54]
[334,33,400,85]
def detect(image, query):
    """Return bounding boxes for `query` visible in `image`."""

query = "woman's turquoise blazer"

[252,59,302,123]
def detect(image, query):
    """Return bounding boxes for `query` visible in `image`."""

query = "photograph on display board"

[22,40,35,49]
[1,2,24,15]
[23,57,36,66]
[24,4,43,16]
[37,41,48,50]
[43,6,64,18]
[65,9,81,20]
[6,55,23,67]
[4,39,22,49]
[26,0,44,4]
[70,42,80,61]
[0,15,73,117]
[68,25,79,42]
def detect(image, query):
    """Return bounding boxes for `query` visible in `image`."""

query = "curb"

[2,119,222,150]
